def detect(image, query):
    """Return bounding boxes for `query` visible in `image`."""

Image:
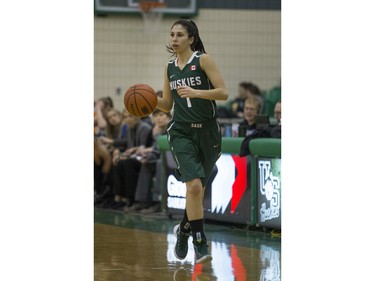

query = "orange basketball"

[124,83,157,118]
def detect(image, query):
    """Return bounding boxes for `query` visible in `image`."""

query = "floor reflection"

[166,235,280,281]
[259,245,281,281]
[94,208,281,281]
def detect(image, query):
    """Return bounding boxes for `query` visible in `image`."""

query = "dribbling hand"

[177,86,197,98]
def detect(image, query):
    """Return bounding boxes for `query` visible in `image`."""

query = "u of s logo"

[258,160,280,222]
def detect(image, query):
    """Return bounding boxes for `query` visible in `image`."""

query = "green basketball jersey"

[167,51,218,123]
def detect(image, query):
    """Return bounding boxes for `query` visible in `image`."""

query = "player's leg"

[188,122,222,263]
[168,123,194,260]
[185,178,212,264]
[185,178,204,221]
[173,179,200,261]
[169,123,211,262]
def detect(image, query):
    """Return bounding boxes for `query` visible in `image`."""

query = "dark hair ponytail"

[166,19,206,55]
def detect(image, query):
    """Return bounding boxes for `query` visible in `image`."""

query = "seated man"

[128,109,172,212]
[109,109,153,210]
[238,96,271,157]
[270,101,281,138]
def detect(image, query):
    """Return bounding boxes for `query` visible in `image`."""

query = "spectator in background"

[270,101,281,138]
[239,97,280,157]
[238,96,262,137]
[273,101,281,125]
[141,115,153,127]
[94,96,113,137]
[246,82,264,115]
[128,109,172,212]
[229,82,250,118]
[228,81,263,118]
[109,109,153,210]
[94,136,112,205]
[100,108,128,153]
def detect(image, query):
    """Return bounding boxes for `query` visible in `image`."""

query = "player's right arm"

[156,63,173,112]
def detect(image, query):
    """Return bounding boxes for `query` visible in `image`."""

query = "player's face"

[170,24,193,53]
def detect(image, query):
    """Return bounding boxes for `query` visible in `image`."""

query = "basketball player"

[156,19,228,264]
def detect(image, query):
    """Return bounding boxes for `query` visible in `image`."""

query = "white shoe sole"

[195,254,212,264]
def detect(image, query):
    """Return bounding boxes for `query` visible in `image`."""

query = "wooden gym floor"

[94,208,281,281]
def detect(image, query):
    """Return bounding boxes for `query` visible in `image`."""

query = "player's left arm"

[176,54,228,101]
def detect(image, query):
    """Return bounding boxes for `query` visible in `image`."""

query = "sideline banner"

[249,138,281,229]
[257,158,281,229]
[166,153,251,225]
[158,136,282,228]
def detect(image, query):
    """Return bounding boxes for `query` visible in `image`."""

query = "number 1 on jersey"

[187,97,192,107]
